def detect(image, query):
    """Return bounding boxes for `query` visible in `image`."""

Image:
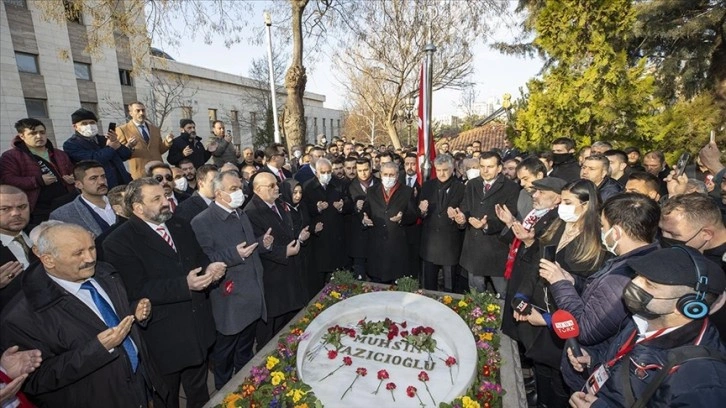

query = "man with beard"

[400,153,422,279]
[167,119,214,168]
[362,162,417,283]
[550,137,581,183]
[179,159,199,191]
[63,108,133,188]
[0,185,38,312]
[115,102,174,179]
[331,157,346,181]
[515,158,547,218]
[103,178,226,408]
[191,171,271,390]
[0,223,170,408]
[502,159,519,182]
[348,158,377,280]
[343,156,358,181]
[50,161,116,236]
[146,162,189,213]
[245,172,308,345]
[567,248,726,408]
[418,155,465,292]
[209,121,239,168]
[303,158,350,291]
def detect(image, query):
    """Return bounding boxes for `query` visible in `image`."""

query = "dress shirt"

[0,232,31,269]
[81,195,117,226]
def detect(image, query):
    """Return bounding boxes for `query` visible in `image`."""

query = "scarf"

[504,207,551,279]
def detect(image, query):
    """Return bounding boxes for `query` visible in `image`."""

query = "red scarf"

[0,370,35,407]
[503,209,547,279]
[382,182,400,205]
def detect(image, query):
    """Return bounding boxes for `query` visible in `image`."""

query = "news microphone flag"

[416,63,436,185]
[552,309,583,358]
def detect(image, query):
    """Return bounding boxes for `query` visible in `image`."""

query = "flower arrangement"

[217,271,504,408]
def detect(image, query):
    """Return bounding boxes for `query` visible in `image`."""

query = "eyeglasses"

[260,184,278,189]
[154,175,174,182]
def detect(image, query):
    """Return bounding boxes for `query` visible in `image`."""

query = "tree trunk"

[283,0,309,151]
[385,119,402,149]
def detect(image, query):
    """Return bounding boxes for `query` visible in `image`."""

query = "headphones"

[673,245,711,319]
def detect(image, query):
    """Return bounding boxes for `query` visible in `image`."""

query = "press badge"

[585,364,609,395]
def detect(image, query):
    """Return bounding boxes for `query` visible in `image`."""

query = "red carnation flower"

[356,367,368,376]
[406,386,418,398]
[328,350,338,359]
[445,356,457,367]
[418,371,429,382]
[400,330,409,337]
[343,356,352,366]
[386,382,396,391]
[377,369,390,380]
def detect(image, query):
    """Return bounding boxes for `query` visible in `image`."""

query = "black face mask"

[552,152,574,165]
[659,236,686,249]
[622,281,677,319]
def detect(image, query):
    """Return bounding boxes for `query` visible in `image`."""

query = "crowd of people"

[0,102,724,408]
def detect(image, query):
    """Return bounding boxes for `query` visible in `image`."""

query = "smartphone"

[108,122,116,132]
[543,245,557,262]
[676,152,690,177]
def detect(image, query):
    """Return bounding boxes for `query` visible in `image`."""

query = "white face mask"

[78,124,98,138]
[557,204,581,223]
[319,173,332,186]
[225,189,245,209]
[601,226,619,255]
[294,150,302,159]
[382,176,397,189]
[174,177,188,192]
[466,169,480,180]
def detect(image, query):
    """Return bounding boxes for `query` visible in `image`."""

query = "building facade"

[0,0,343,153]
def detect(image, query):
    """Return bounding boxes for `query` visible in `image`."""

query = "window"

[119,69,133,86]
[25,99,48,117]
[314,117,318,135]
[230,110,238,123]
[208,109,217,123]
[250,112,257,130]
[330,118,334,137]
[181,106,192,119]
[337,119,341,136]
[80,102,97,116]
[322,118,326,136]
[74,62,91,80]
[3,0,27,8]
[15,52,38,74]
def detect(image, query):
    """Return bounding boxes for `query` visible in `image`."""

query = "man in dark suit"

[146,162,190,213]
[245,172,309,345]
[103,178,226,408]
[258,145,292,183]
[0,185,37,312]
[418,155,466,292]
[176,164,218,222]
[303,158,351,292]
[0,223,170,407]
[401,153,422,279]
[191,170,271,390]
[348,159,377,280]
[362,162,417,283]
[455,151,520,295]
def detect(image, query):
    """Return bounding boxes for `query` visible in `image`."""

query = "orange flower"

[223,392,242,407]
[241,384,255,397]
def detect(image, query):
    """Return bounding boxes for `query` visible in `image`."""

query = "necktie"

[168,197,177,212]
[140,126,149,143]
[485,183,491,193]
[156,226,176,251]
[80,281,138,372]
[0,370,33,407]
[13,235,31,259]
[278,169,286,181]
[271,204,282,220]
[408,176,414,187]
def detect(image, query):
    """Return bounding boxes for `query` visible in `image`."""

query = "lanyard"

[606,328,666,368]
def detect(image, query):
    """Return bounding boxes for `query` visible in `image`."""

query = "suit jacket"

[115,121,170,179]
[63,133,132,188]
[50,195,110,237]
[102,216,215,374]
[94,217,127,262]
[294,164,315,184]
[363,183,417,282]
[303,177,351,272]
[0,242,38,312]
[0,262,170,408]
[459,175,520,276]
[258,165,293,184]
[347,178,378,258]
[176,192,211,222]
[419,178,465,266]
[191,202,266,334]
[244,196,308,316]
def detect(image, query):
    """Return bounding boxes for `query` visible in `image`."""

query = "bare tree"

[335,0,506,149]
[458,86,480,118]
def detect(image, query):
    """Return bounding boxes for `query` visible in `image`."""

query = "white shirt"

[81,195,116,226]
[200,195,213,206]
[143,220,176,248]
[406,175,416,187]
[0,232,31,269]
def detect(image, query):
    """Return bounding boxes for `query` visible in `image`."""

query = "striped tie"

[156,226,176,251]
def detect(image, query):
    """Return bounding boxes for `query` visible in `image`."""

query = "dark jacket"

[102,216,215,374]
[294,164,316,184]
[210,137,238,167]
[166,134,211,168]
[258,165,293,184]
[459,175,520,276]
[585,318,726,407]
[63,133,132,188]
[419,177,465,266]
[0,262,170,408]
[0,241,38,312]
[0,137,75,213]
[347,178,378,259]
[551,155,581,183]
[175,191,211,223]
[362,183,417,282]
[303,177,351,274]
[597,176,623,203]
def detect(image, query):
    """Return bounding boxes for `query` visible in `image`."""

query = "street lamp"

[263,11,281,143]
[397,96,416,147]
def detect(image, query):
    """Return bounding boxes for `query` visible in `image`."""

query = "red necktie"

[156,226,176,251]
[0,370,34,407]
[271,204,282,220]
[278,169,286,181]
[485,183,491,192]
[168,197,177,212]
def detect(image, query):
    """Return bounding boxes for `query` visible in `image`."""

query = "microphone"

[511,296,532,316]
[552,309,583,358]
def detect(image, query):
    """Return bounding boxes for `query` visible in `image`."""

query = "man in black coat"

[103,179,226,408]
[418,155,465,292]
[245,172,309,345]
[348,159,378,280]
[303,159,351,291]
[0,223,170,408]
[167,119,213,168]
[550,137,581,183]
[0,186,37,312]
[362,162,417,283]
[455,151,520,295]
[400,153,423,280]
[175,164,218,222]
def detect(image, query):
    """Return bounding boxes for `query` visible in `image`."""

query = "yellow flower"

[479,332,494,341]
[286,388,306,403]
[266,355,280,370]
[442,295,453,305]
[223,393,242,408]
[475,317,485,325]
[486,304,499,313]
[461,396,481,408]
[271,371,285,385]
[330,291,341,299]
[301,317,310,324]
[315,302,324,310]
[458,300,468,308]
[294,404,309,408]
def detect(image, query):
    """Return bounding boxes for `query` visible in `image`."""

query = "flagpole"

[422,38,436,182]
